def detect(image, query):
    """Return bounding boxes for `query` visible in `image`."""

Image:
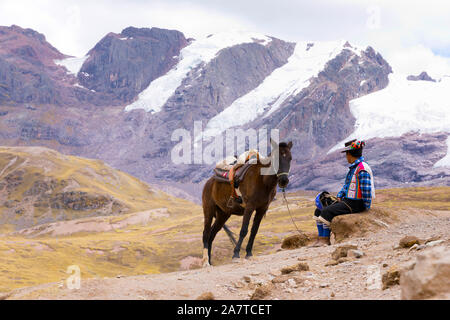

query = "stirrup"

[227,196,242,208]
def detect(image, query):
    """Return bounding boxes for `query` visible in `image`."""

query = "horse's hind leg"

[202,203,215,267]
[207,210,230,266]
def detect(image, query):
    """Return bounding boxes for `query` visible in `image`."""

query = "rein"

[281,188,304,235]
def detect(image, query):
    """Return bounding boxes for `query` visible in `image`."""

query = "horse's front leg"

[232,206,254,260]
[245,207,267,259]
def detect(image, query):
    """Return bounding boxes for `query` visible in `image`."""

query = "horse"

[201,140,293,266]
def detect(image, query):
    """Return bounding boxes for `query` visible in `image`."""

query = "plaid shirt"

[337,156,372,210]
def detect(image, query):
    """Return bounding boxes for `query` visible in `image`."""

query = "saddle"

[213,150,260,207]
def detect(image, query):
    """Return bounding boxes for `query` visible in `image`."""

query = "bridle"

[276,172,289,178]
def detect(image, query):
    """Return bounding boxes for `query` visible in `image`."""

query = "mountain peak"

[0,24,64,61]
[120,26,186,39]
[4,25,47,43]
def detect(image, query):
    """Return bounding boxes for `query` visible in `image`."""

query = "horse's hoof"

[245,255,253,260]
[201,258,211,268]
[232,257,240,263]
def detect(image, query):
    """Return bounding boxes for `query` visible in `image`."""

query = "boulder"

[330,208,396,242]
[401,247,450,300]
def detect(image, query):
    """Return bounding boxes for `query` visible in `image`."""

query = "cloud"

[0,0,448,76]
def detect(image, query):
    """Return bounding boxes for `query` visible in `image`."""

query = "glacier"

[202,40,359,138]
[124,31,271,114]
[328,73,450,161]
[54,55,89,75]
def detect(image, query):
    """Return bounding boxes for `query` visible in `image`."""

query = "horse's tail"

[223,224,237,247]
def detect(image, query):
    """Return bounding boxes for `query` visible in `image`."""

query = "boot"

[309,236,331,247]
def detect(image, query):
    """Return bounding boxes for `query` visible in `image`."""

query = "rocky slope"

[0,25,70,106]
[78,27,188,103]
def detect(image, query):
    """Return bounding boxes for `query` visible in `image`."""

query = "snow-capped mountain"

[0,25,448,199]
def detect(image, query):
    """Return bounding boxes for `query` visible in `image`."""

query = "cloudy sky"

[1,0,450,77]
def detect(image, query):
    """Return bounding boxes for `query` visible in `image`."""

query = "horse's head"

[275,140,293,189]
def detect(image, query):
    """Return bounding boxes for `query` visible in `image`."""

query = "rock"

[243,275,252,283]
[281,233,311,249]
[399,236,421,248]
[250,283,274,300]
[232,281,245,288]
[271,275,291,284]
[424,236,441,244]
[331,245,358,260]
[196,292,215,300]
[280,266,296,275]
[0,292,12,300]
[319,283,329,288]
[337,258,352,266]
[272,275,303,285]
[425,240,445,247]
[407,71,436,82]
[325,260,339,267]
[286,279,297,288]
[348,249,364,259]
[401,247,450,300]
[296,262,310,271]
[382,265,401,289]
[280,262,310,274]
[269,269,282,277]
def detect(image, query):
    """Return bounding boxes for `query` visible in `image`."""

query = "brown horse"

[201,140,293,266]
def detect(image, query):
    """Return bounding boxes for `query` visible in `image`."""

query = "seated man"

[311,139,375,246]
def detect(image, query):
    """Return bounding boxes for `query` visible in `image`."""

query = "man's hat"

[340,139,365,153]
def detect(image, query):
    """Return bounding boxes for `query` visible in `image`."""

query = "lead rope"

[282,188,304,235]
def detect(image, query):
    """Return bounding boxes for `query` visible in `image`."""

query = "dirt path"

[7,210,450,300]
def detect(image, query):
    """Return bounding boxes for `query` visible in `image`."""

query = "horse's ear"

[287,141,293,149]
